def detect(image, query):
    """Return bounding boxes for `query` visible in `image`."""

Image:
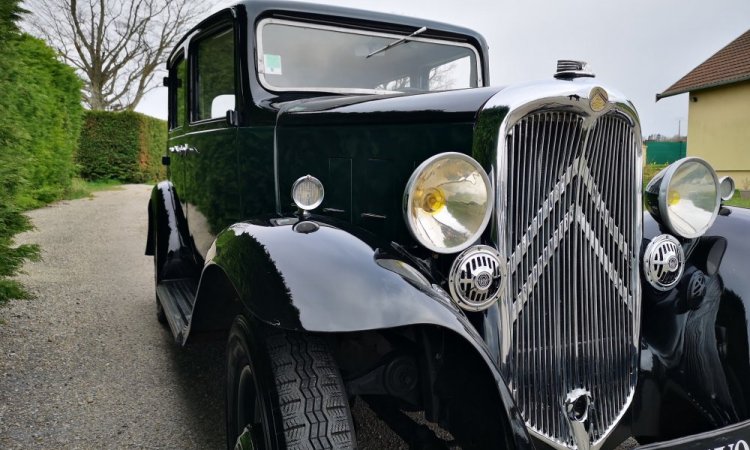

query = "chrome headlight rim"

[719,176,735,202]
[291,174,325,211]
[403,152,493,254]
[653,157,720,239]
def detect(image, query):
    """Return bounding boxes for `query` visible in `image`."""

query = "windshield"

[256,19,482,94]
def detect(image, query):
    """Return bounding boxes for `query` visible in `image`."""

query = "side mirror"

[210,94,235,120]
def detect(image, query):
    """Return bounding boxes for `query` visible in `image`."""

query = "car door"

[182,17,242,259]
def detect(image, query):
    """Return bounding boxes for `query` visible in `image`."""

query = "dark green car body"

[147,2,750,449]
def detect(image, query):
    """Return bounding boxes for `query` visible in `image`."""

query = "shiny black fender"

[634,207,750,442]
[187,216,532,450]
[146,181,201,280]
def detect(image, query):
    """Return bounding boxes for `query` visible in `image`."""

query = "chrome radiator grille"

[503,111,640,448]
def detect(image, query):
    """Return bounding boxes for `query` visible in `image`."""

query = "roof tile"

[657,28,750,100]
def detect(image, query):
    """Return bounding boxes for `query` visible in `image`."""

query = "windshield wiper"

[366,26,428,58]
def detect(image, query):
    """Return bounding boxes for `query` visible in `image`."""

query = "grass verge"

[64,177,124,201]
[725,192,750,208]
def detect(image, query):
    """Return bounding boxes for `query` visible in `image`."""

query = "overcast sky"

[135,0,750,137]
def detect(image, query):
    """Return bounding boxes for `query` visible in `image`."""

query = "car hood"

[274,86,505,127]
[271,86,505,243]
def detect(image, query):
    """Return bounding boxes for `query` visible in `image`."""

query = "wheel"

[226,316,356,450]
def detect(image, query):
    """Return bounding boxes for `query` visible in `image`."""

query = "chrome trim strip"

[273,122,281,214]
[255,17,484,94]
[360,212,387,219]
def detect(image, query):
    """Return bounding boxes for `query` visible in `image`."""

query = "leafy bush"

[0,0,81,303]
[77,111,167,183]
[0,204,40,305]
[1,35,84,209]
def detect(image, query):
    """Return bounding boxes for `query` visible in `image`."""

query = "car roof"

[167,0,488,65]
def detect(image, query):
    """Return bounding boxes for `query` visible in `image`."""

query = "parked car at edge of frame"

[146,1,750,449]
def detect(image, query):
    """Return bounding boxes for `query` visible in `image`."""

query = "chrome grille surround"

[482,81,642,450]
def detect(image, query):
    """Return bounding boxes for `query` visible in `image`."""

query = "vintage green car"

[147,1,750,449]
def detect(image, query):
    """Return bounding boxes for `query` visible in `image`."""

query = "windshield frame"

[254,17,484,95]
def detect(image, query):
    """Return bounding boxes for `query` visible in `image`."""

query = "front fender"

[636,207,750,439]
[191,216,532,449]
[202,217,471,332]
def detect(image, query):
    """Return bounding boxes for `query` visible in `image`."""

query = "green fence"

[646,141,686,165]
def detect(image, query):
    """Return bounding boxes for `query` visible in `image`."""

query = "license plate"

[637,420,750,450]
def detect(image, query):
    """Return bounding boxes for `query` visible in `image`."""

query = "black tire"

[226,316,356,450]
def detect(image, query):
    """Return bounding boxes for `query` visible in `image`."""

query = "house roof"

[657,28,750,100]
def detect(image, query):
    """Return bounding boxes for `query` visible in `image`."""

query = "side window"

[169,55,186,129]
[193,27,235,122]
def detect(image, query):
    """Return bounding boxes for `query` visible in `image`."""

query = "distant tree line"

[645,133,687,143]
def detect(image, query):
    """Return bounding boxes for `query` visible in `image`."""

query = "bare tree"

[26,0,204,110]
[375,63,458,92]
[428,62,457,91]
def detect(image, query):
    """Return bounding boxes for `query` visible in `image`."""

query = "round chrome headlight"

[403,152,493,254]
[291,175,324,211]
[645,157,720,239]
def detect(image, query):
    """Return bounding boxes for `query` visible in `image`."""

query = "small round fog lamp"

[719,176,735,201]
[291,175,324,211]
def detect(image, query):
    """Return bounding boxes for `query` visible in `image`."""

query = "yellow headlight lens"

[403,153,493,254]
[421,188,446,214]
[667,189,680,206]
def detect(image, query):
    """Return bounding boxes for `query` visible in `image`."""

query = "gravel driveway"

[0,185,226,449]
[0,185,424,449]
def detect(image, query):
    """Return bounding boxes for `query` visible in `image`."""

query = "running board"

[156,278,197,343]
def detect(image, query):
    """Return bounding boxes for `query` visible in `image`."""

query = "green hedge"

[1,1,82,303]
[77,110,167,183]
[1,35,83,209]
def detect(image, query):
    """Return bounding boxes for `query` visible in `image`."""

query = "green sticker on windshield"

[263,54,282,75]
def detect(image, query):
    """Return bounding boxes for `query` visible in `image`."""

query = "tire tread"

[264,330,355,450]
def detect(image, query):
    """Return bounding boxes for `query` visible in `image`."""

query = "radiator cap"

[555,60,595,79]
